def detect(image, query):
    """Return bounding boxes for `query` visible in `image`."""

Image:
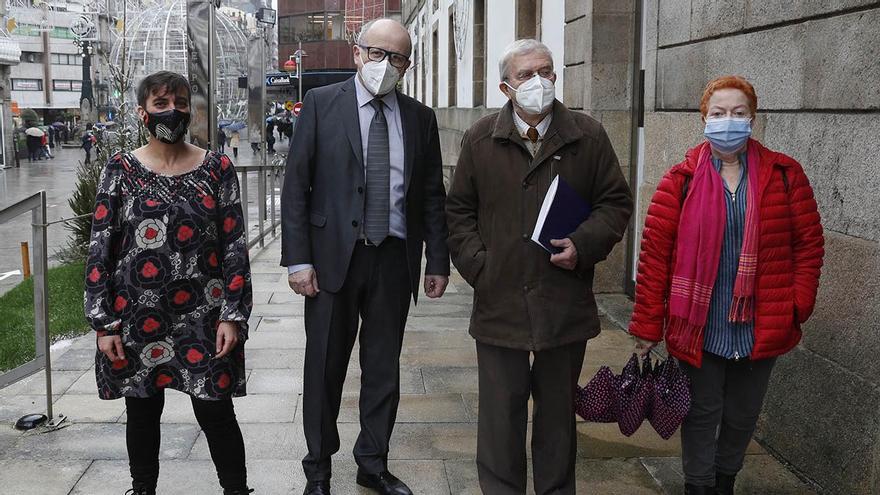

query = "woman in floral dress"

[84,71,253,495]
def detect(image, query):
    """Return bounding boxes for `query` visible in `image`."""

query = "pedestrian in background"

[26,133,41,161]
[266,121,276,154]
[218,126,227,154]
[82,125,95,164]
[629,75,824,495]
[84,70,254,495]
[446,39,633,494]
[41,132,53,159]
[230,130,240,159]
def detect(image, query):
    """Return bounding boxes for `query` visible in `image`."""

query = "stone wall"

[643,2,880,493]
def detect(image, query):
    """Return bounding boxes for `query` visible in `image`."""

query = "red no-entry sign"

[292,101,303,117]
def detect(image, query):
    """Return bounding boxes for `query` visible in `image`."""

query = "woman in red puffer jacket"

[629,76,824,495]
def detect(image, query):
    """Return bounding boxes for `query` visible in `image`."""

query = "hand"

[215,321,240,359]
[424,275,449,299]
[96,330,125,362]
[634,337,658,357]
[288,268,320,297]
[549,238,578,270]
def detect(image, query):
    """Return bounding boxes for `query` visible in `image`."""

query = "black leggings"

[125,393,247,490]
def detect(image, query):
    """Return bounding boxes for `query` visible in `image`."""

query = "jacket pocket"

[309,212,326,228]
[475,250,491,293]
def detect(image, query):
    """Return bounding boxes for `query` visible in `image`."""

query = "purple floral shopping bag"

[647,356,691,439]
[617,354,654,436]
[575,366,619,423]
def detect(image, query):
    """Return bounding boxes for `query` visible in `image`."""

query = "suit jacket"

[281,77,450,299]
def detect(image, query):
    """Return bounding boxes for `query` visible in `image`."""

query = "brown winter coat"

[446,101,633,350]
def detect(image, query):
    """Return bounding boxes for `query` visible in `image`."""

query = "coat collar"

[491,100,584,145]
[492,101,584,175]
[679,139,800,196]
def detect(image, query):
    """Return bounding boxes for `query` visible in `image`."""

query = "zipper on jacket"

[733,351,741,361]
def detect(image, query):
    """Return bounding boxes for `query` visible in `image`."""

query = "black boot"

[684,484,714,495]
[715,472,736,495]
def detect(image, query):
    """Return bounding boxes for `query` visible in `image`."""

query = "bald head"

[358,18,412,57]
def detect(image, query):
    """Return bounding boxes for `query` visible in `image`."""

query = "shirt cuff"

[288,264,313,275]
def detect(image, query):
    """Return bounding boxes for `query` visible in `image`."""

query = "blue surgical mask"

[704,117,752,154]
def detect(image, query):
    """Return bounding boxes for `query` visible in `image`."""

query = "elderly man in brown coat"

[446,39,633,494]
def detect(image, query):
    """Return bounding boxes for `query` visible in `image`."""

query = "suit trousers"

[680,352,777,486]
[475,340,587,495]
[301,238,411,481]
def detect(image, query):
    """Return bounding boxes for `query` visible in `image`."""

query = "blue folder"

[531,175,592,254]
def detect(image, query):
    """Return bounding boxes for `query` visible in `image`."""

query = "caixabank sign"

[266,73,296,87]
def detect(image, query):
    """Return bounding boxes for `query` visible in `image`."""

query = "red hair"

[700,76,758,117]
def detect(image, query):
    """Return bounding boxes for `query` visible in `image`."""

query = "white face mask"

[359,58,400,96]
[505,74,555,115]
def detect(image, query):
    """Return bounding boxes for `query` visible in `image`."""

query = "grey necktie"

[365,98,390,245]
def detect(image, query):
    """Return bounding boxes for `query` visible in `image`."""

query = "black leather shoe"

[356,470,413,495]
[714,472,736,495]
[303,480,331,495]
[684,484,714,495]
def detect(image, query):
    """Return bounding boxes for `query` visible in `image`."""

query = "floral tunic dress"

[84,151,252,400]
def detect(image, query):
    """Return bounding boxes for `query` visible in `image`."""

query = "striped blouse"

[703,154,755,360]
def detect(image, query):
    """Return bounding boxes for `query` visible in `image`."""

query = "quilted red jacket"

[629,139,824,367]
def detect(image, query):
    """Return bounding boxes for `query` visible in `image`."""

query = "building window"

[278,13,338,44]
[50,53,84,65]
[52,80,83,92]
[516,0,538,39]
[12,79,43,91]
[420,40,426,104]
[325,13,345,40]
[448,13,457,107]
[473,0,486,106]
[20,51,43,63]
[15,24,78,39]
[432,25,438,108]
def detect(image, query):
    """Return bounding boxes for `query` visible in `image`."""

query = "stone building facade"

[405,1,879,493]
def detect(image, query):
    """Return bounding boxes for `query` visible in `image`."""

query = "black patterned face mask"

[144,109,191,144]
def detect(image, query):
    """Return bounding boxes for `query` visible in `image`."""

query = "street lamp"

[293,43,307,103]
[73,37,95,122]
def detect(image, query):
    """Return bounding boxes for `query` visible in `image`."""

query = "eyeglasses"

[512,68,554,82]
[358,45,410,69]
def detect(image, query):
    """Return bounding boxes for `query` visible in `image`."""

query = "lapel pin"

[553,155,562,161]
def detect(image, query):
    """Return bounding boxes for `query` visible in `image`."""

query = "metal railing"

[239,154,286,250]
[0,191,52,420]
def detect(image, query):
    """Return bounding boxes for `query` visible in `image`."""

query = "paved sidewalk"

[0,238,814,494]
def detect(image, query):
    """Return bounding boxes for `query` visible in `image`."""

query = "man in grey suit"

[281,19,450,495]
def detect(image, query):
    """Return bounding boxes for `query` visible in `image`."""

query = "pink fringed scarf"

[666,142,760,355]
